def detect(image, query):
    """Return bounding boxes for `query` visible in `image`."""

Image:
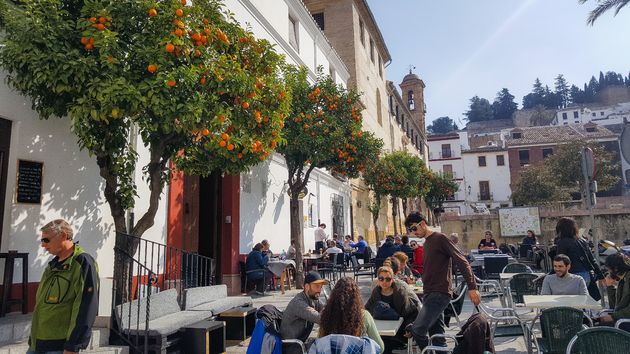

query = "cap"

[304,271,328,285]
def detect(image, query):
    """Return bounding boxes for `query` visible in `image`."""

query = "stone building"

[303,0,427,242]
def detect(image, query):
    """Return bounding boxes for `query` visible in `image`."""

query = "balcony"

[478,193,493,201]
[443,171,457,179]
[429,151,458,160]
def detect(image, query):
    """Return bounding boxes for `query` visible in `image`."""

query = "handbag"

[577,239,604,301]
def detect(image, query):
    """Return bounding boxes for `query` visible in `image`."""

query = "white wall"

[462,150,512,212]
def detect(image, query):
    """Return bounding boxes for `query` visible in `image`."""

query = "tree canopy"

[427,116,458,134]
[464,96,493,122]
[579,0,629,25]
[492,88,518,120]
[0,0,290,236]
[424,173,458,213]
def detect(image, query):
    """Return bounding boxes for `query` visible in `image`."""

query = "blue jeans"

[575,271,591,285]
[411,292,452,349]
[27,351,64,354]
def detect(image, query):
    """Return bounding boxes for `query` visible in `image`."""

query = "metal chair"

[443,282,468,328]
[477,302,530,350]
[350,254,374,282]
[419,333,459,354]
[502,263,533,274]
[565,327,630,354]
[615,318,630,332]
[508,273,539,305]
[317,253,338,281]
[534,307,591,354]
[474,275,507,307]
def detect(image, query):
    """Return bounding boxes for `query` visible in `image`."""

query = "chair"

[372,257,386,276]
[483,256,509,280]
[443,282,468,328]
[534,307,591,354]
[350,255,374,282]
[502,263,533,274]
[615,318,630,332]
[309,334,381,353]
[565,327,630,354]
[474,275,507,307]
[508,273,539,305]
[477,302,529,349]
[518,243,533,259]
[420,333,459,353]
[333,251,346,278]
[317,253,338,281]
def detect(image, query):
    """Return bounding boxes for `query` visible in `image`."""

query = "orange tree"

[279,67,382,286]
[363,151,428,237]
[424,173,459,225]
[0,0,289,239]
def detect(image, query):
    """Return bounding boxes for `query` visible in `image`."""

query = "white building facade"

[553,102,630,126]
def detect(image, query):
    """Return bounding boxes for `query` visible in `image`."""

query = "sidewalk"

[227,275,530,353]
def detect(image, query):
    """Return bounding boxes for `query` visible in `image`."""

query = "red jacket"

[412,246,424,275]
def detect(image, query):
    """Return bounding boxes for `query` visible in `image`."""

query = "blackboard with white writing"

[16,160,43,204]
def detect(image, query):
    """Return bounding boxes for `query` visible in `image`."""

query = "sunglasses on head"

[378,276,392,282]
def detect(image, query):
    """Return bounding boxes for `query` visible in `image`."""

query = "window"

[496,155,505,166]
[378,56,383,77]
[441,144,452,158]
[395,105,400,123]
[562,112,568,120]
[592,112,596,117]
[359,19,365,46]
[389,95,393,113]
[542,148,553,158]
[312,13,324,31]
[478,156,487,167]
[369,38,375,63]
[443,164,453,177]
[288,16,299,51]
[401,114,405,127]
[329,66,336,83]
[573,111,579,118]
[512,132,522,139]
[479,181,490,201]
[600,111,605,116]
[519,149,530,166]
[376,88,382,126]
[408,90,415,111]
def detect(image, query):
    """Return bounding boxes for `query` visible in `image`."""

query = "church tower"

[399,69,427,135]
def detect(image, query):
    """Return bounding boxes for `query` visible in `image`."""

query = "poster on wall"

[16,159,43,204]
[498,207,541,237]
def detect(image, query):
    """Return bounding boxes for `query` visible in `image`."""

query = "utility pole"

[581,147,599,262]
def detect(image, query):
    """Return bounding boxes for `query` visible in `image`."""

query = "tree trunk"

[397,201,404,233]
[402,198,408,221]
[391,197,398,235]
[289,196,305,288]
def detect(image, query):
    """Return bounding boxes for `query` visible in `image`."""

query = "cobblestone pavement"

[226,274,530,353]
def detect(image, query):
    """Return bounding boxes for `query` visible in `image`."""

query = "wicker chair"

[534,307,591,354]
[508,273,539,305]
[566,327,630,354]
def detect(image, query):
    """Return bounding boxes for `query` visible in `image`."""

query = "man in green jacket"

[599,253,630,324]
[28,219,99,354]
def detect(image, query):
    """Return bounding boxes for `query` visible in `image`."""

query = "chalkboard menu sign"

[16,159,43,204]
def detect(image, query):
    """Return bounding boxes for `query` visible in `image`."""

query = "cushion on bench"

[184,285,228,309]
[187,296,253,313]
[116,288,181,330]
[124,310,214,336]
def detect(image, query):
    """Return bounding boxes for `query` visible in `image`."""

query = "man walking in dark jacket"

[29,219,99,354]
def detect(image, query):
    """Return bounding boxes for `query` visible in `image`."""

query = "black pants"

[315,241,325,253]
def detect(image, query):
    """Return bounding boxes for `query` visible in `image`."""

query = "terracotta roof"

[505,124,617,146]
[462,145,506,154]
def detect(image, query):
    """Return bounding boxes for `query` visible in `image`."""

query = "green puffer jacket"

[29,244,99,352]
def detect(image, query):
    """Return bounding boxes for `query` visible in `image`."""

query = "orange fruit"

[175,9,184,17]
[191,33,201,41]
[95,23,105,31]
[180,0,187,5]
[80,37,88,45]
[241,102,250,109]
[84,43,94,50]
[89,17,97,23]
[199,76,206,85]
[147,64,157,73]
[98,17,107,24]
[194,49,201,57]
[203,18,209,25]
[219,115,225,123]
[148,8,157,17]
[303,124,310,130]
[227,144,234,151]
[221,133,229,141]
[165,43,175,52]
[174,28,184,37]
[219,140,227,147]
[166,80,176,87]
[255,80,263,89]
[201,128,209,136]
[237,153,243,159]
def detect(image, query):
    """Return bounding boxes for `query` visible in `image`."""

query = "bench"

[183,284,253,314]
[115,288,213,353]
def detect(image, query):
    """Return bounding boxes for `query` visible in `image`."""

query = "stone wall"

[441,208,630,252]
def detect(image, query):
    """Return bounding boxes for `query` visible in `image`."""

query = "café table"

[522,295,602,354]
[302,253,324,271]
[267,259,295,294]
[374,317,403,337]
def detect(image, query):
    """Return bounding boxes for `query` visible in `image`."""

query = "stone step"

[0,342,129,354]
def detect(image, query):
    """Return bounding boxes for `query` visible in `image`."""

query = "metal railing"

[111,232,214,353]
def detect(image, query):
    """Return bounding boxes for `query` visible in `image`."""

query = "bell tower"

[399,68,426,134]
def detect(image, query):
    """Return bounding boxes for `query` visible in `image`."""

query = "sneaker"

[255,291,265,295]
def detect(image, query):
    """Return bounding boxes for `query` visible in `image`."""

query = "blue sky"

[366,0,630,127]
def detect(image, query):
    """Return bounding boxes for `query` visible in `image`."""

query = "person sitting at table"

[399,235,413,254]
[522,229,545,269]
[365,266,420,352]
[333,234,344,249]
[280,271,327,353]
[478,230,497,250]
[377,236,400,259]
[392,251,414,281]
[350,235,369,260]
[246,243,272,294]
[286,239,297,260]
[598,253,630,325]
[394,235,402,247]
[261,239,274,257]
[318,277,384,351]
[541,254,587,295]
[324,240,343,259]
[410,240,424,276]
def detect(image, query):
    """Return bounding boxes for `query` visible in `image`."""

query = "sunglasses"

[407,224,419,232]
[378,276,392,282]
[40,237,51,244]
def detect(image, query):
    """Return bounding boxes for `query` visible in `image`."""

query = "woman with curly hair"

[318,277,384,350]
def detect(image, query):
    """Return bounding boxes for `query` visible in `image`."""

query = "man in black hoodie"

[376,236,400,259]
